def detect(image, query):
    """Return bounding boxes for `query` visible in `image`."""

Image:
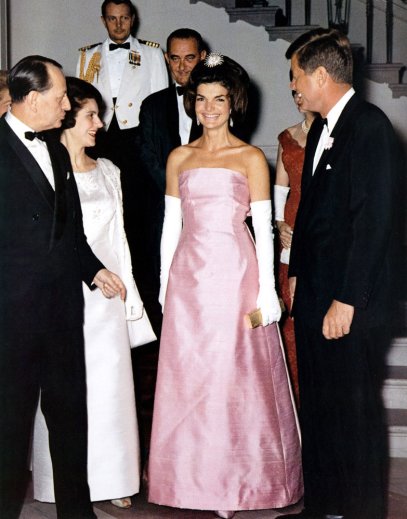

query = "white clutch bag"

[127,308,157,348]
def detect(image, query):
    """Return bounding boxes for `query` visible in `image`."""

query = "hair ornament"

[204,52,224,68]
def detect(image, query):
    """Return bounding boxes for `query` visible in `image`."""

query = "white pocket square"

[326,164,332,170]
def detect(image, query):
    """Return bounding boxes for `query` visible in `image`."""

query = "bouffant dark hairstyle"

[62,77,105,130]
[184,54,249,122]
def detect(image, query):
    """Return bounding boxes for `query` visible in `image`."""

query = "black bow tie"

[25,131,45,141]
[109,42,130,51]
[176,86,185,96]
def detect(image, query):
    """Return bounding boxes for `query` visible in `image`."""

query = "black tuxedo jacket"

[138,84,202,195]
[0,118,104,333]
[289,94,400,329]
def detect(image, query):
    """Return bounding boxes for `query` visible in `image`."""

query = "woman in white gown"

[32,77,155,509]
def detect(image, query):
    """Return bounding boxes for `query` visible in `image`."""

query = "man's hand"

[322,299,354,340]
[93,269,126,300]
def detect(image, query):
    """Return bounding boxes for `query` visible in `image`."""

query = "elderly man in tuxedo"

[0,55,125,519]
[279,29,400,519]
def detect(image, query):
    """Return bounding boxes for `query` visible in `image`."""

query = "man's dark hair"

[166,28,205,54]
[62,77,106,130]
[8,55,63,103]
[101,0,136,18]
[184,54,249,122]
[286,27,353,84]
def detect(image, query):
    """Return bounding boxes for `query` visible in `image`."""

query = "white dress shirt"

[5,111,55,189]
[313,87,355,174]
[105,37,130,98]
[176,84,192,145]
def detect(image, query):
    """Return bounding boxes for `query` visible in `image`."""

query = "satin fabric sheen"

[149,168,303,511]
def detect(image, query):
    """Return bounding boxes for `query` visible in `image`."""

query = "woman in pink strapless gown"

[148,55,302,517]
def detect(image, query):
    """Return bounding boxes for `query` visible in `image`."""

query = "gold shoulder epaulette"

[78,42,102,52]
[138,39,160,48]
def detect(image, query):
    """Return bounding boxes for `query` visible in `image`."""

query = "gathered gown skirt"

[148,168,303,511]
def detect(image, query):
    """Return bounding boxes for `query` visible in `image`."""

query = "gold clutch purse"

[244,308,263,329]
[244,299,286,329]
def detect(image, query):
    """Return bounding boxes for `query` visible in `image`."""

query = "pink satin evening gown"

[148,168,303,512]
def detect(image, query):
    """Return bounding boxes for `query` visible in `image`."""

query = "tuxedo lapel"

[312,95,360,180]
[45,135,67,244]
[297,96,363,228]
[4,121,55,210]
[301,116,324,195]
[166,85,181,147]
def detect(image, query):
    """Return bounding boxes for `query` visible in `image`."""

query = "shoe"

[111,497,132,508]
[214,512,236,518]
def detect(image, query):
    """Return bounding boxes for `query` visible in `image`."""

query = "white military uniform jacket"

[77,36,168,130]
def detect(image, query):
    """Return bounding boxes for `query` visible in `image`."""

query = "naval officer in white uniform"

[76,0,168,293]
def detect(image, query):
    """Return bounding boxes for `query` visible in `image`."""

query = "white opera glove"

[159,195,182,311]
[274,185,291,265]
[250,200,281,325]
[273,184,290,222]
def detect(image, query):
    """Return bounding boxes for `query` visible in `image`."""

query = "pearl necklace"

[301,119,310,134]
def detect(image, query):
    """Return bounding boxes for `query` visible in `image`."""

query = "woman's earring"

[229,117,234,127]
[196,116,200,126]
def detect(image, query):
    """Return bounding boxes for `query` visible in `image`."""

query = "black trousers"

[0,327,95,519]
[294,317,390,519]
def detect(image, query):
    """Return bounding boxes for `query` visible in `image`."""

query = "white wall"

[0,0,8,68]
[9,0,407,162]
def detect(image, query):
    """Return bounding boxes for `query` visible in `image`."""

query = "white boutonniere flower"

[324,137,334,150]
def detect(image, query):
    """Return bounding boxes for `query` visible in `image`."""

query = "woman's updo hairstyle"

[184,53,249,123]
[62,76,105,130]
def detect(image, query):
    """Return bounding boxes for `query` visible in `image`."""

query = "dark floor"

[19,457,407,518]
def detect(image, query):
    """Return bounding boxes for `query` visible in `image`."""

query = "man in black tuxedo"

[0,55,125,519]
[279,29,401,519]
[138,28,206,288]
[139,28,206,197]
